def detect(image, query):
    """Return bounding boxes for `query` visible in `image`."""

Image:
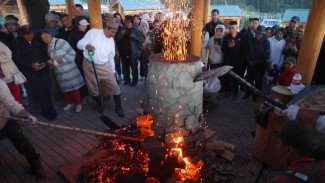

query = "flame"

[161,0,190,61]
[168,135,204,182]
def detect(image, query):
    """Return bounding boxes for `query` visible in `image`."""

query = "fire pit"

[146,53,203,142]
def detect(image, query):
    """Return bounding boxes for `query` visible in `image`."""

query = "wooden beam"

[87,0,102,29]
[65,0,74,18]
[0,0,9,7]
[0,7,18,11]
[190,0,204,57]
[50,5,67,10]
[203,0,210,24]
[296,0,325,85]
[16,0,28,24]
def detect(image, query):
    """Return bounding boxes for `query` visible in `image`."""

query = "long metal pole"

[0,115,144,142]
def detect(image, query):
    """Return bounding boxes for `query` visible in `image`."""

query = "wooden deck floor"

[0,80,262,182]
[0,81,148,183]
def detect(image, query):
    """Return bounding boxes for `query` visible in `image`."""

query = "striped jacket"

[48,37,85,92]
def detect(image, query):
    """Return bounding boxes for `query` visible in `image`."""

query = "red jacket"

[267,160,325,183]
[278,66,296,86]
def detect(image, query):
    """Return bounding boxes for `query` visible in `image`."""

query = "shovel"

[193,65,288,110]
[88,48,120,130]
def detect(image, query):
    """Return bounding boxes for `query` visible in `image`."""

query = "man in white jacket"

[77,20,124,117]
[262,28,286,95]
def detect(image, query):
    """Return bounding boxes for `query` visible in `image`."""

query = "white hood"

[215,24,225,37]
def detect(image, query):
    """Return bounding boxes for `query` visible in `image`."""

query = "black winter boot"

[113,95,125,118]
[28,155,47,179]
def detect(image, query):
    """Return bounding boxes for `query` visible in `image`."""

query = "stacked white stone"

[146,55,203,135]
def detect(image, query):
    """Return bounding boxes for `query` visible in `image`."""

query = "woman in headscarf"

[139,20,155,84]
[40,30,85,112]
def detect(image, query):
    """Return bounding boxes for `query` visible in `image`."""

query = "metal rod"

[0,115,144,142]
[227,70,288,110]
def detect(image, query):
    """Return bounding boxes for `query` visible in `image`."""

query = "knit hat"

[284,57,296,64]
[45,13,57,21]
[5,15,18,25]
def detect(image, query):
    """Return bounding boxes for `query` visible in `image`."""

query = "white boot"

[75,104,82,112]
[63,104,74,111]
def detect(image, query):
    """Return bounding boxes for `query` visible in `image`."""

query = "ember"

[79,139,150,183]
[164,136,204,182]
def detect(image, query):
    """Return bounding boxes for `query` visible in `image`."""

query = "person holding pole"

[0,79,47,179]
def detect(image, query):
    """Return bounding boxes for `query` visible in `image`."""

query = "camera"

[268,64,280,77]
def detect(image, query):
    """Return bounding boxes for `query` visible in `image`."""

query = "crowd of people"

[0,5,168,121]
[202,9,325,101]
[0,4,325,181]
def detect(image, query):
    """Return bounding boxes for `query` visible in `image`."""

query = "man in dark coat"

[116,15,144,86]
[285,16,300,40]
[221,21,245,100]
[205,9,224,38]
[12,25,57,121]
[268,121,325,183]
[244,25,270,101]
[58,14,74,41]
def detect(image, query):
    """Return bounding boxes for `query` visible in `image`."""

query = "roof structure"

[210,5,243,17]
[111,0,164,11]
[282,9,309,23]
[50,0,84,6]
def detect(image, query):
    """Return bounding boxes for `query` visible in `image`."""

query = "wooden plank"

[218,149,235,162]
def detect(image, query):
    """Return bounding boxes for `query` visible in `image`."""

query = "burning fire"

[80,139,151,183]
[162,0,190,61]
[166,136,204,182]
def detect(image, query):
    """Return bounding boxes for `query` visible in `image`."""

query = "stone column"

[146,53,203,136]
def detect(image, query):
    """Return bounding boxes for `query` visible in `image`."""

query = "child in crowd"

[278,57,296,86]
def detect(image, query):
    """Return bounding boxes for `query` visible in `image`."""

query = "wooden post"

[2,10,6,17]
[65,0,75,18]
[190,0,204,57]
[296,0,325,86]
[87,0,102,29]
[203,0,210,25]
[16,0,28,24]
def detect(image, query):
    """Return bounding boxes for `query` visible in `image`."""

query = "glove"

[282,105,299,120]
[28,115,37,125]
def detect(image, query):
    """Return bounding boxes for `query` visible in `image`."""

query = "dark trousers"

[23,68,57,119]
[0,120,39,164]
[114,56,122,76]
[121,56,138,83]
[246,66,265,95]
[140,56,149,78]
